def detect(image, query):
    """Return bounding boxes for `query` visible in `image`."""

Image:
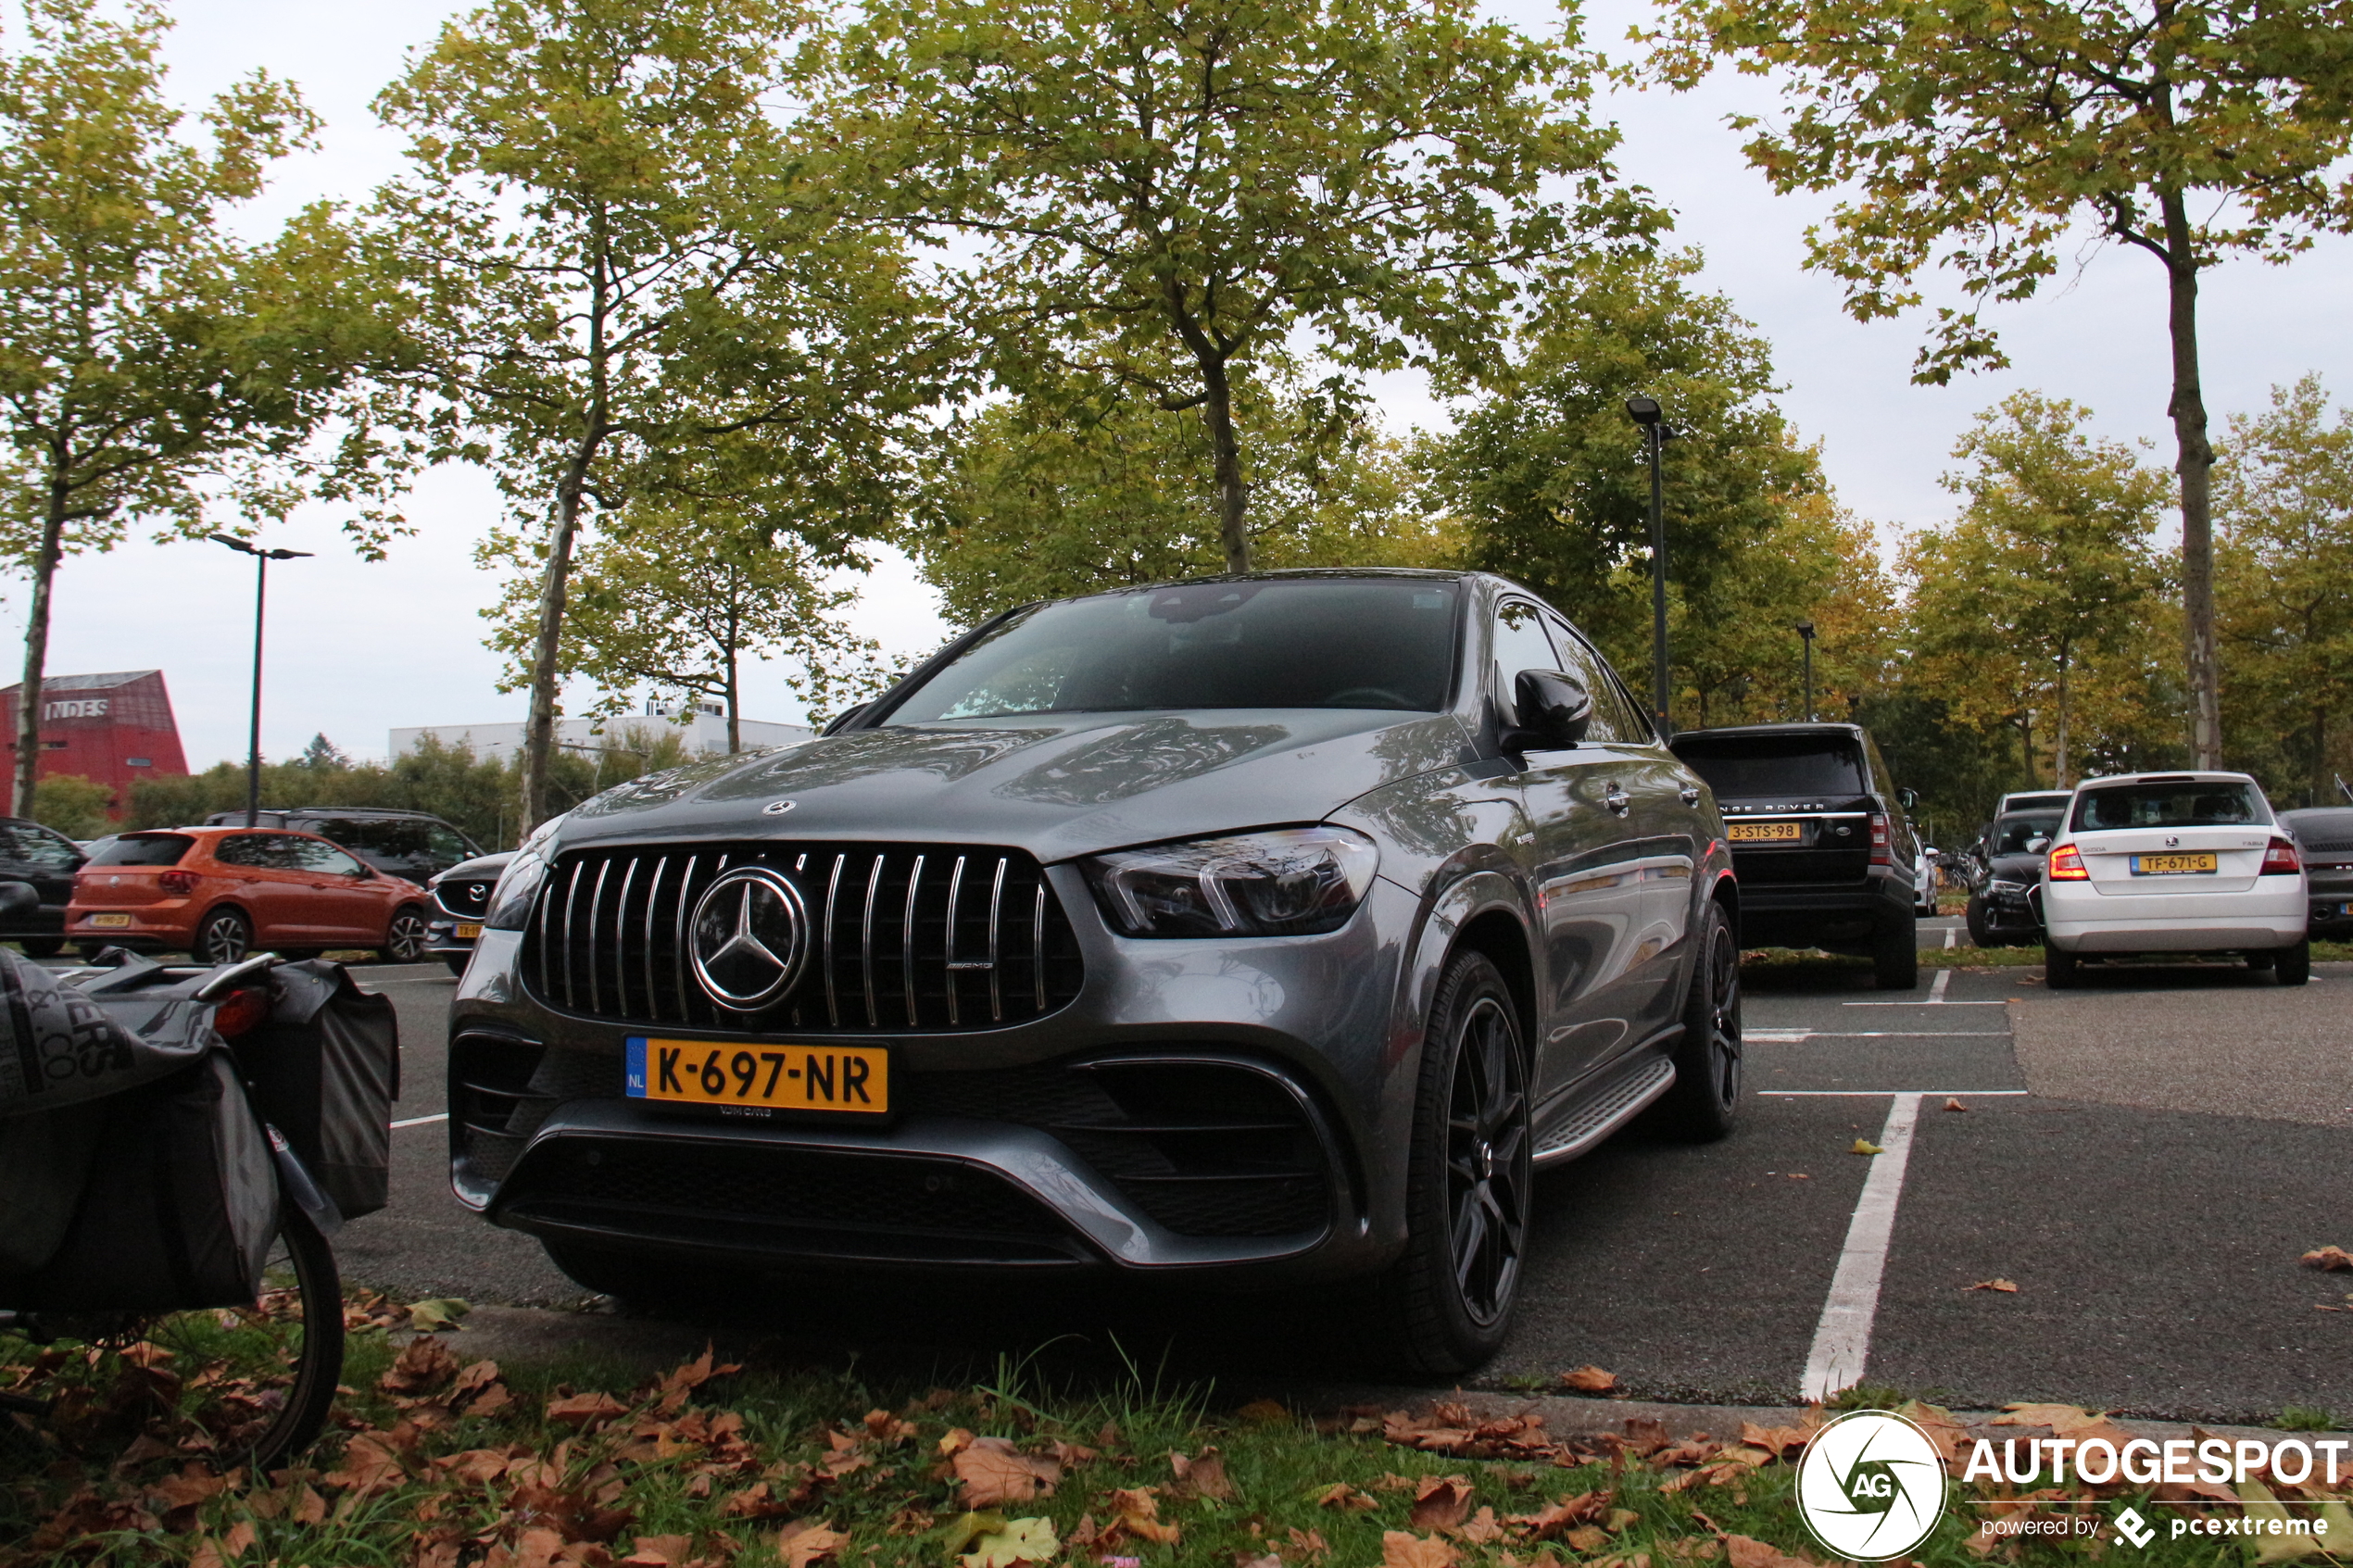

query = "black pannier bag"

[2,1054,280,1311]
[0,946,213,1115]
[231,960,398,1220]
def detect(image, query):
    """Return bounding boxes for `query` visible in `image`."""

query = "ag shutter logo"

[1795,1410,1949,1562]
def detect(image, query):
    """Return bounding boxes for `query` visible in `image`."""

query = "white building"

[391,703,812,763]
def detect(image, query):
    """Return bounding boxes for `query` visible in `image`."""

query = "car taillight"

[159,870,198,896]
[2048,845,2089,881]
[1869,812,1892,867]
[2260,837,2303,875]
[208,986,271,1039]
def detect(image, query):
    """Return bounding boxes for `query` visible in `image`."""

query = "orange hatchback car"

[69,826,432,963]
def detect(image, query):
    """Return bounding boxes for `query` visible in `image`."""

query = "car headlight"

[1081,825,1379,938]
[484,815,568,930]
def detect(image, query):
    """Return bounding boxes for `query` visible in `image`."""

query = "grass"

[2273,1406,2339,1433]
[6,1308,2348,1568]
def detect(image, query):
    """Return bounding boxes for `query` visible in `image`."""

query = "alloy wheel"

[386,909,428,962]
[1443,996,1529,1327]
[1705,917,1743,1108]
[199,912,249,964]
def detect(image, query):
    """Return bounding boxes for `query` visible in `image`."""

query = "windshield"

[1990,814,2060,854]
[87,833,193,867]
[882,578,1463,724]
[2070,779,2270,832]
[1670,735,1865,798]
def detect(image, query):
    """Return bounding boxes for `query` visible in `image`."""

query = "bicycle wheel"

[6,1202,344,1473]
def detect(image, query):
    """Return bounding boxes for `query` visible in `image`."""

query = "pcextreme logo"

[1794,1410,1950,1562]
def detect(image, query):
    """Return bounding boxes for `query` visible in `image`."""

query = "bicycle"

[1,932,393,1472]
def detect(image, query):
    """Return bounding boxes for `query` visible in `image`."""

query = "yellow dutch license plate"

[88,913,132,928]
[625,1036,889,1115]
[1729,822,1804,843]
[454,922,483,939]
[2132,852,2217,875]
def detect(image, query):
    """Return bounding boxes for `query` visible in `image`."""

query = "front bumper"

[424,911,482,967]
[447,867,1423,1283]
[2043,879,2308,952]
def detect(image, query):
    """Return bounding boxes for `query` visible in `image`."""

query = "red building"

[0,670,190,819]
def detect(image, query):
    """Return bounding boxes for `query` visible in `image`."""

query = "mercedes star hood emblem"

[687,866,811,1010]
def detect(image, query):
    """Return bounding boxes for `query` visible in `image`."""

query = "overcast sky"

[19,0,2352,769]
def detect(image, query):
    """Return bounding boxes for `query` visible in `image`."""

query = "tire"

[1874,912,1919,989]
[2045,945,2081,989]
[18,937,62,958]
[2246,949,2276,972]
[2274,939,2311,986]
[1648,900,1743,1141]
[192,906,253,965]
[380,904,430,963]
[1366,950,1532,1374]
[1965,896,1997,949]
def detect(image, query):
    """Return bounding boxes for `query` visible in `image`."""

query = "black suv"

[0,817,87,957]
[203,808,482,883]
[1962,809,2062,947]
[1667,722,1921,988]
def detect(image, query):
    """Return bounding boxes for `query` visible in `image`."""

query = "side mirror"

[2027,835,2051,854]
[347,863,377,880]
[1504,670,1592,753]
[1899,787,1919,809]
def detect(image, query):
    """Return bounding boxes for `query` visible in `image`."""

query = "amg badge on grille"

[688,866,810,1010]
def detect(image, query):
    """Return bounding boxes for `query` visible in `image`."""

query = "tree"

[820,0,1661,573]
[1433,252,1818,667]
[298,733,352,771]
[1650,0,2353,769]
[371,0,941,831]
[1902,393,2170,788]
[913,371,1458,625]
[29,771,109,838]
[0,0,387,816]
[513,500,884,753]
[2214,375,2353,805]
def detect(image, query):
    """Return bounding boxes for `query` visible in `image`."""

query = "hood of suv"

[549,709,1471,862]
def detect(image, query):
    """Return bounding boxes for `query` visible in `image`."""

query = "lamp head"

[1623,395,1665,426]
[1795,621,1816,640]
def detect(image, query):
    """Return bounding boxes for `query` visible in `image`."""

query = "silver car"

[447,571,1740,1369]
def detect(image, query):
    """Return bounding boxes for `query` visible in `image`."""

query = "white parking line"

[1745,1030,2008,1041]
[1801,1092,1924,1400]
[391,1112,448,1130]
[1944,926,1957,949]
[1928,969,1952,1003]
[1762,1088,2025,1097]
[1843,1000,2006,1007]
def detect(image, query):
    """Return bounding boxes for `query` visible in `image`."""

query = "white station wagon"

[2041,771,2310,987]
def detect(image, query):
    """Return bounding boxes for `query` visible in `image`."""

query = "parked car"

[201,808,483,882]
[1995,789,2073,817]
[69,826,431,964]
[2280,807,2353,941]
[1913,847,1942,916]
[446,570,1741,1371]
[1963,809,2063,947]
[1666,721,1922,988]
[2041,771,2309,987]
[0,817,87,957]
[424,851,514,974]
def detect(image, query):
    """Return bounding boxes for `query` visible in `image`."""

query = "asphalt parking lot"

[325,940,2353,1424]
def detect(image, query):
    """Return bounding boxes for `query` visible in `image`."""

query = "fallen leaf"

[776,1521,849,1568]
[1725,1536,1813,1568]
[957,1516,1057,1568]
[408,1298,472,1332]
[291,1483,327,1524]
[324,1432,407,1495]
[1381,1532,1459,1568]
[621,1534,693,1566]
[1567,1524,1611,1551]
[1968,1279,2020,1293]
[1736,1422,1814,1459]
[1170,1446,1235,1500]
[1850,1138,1883,1155]
[1237,1399,1290,1424]
[1286,1526,1331,1562]
[189,1538,227,1568]
[2303,1246,2353,1272]
[546,1391,628,1428]
[1106,1487,1181,1545]
[953,1441,1060,1507]
[1316,1483,1378,1512]
[380,1336,462,1395]
[222,1520,256,1560]
[1458,1506,1505,1544]
[1561,1365,1618,1394]
[1408,1476,1474,1530]
[1944,1098,1969,1112]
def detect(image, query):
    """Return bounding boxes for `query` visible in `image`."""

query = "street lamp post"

[1795,621,1817,722]
[210,534,313,828]
[1624,395,1672,734]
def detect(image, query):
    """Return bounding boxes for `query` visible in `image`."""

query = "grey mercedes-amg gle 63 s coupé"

[449,571,1742,1370]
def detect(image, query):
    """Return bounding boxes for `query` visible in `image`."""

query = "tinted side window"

[301,818,363,851]
[290,836,363,874]
[1672,737,1867,797]
[15,828,81,870]
[1491,601,1562,728]
[426,825,472,863]
[216,833,311,871]
[88,833,193,867]
[1545,617,1650,744]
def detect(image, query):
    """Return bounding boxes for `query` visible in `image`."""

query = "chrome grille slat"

[521,840,1082,1035]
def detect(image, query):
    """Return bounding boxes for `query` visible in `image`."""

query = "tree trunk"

[1200,357,1250,573]
[2054,643,2071,789]
[12,482,70,818]
[2313,707,2329,809]
[518,455,589,833]
[2158,188,2221,769]
[724,598,741,755]
[2020,714,2036,787]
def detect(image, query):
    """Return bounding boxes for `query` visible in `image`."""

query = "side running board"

[1532,1056,1677,1166]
